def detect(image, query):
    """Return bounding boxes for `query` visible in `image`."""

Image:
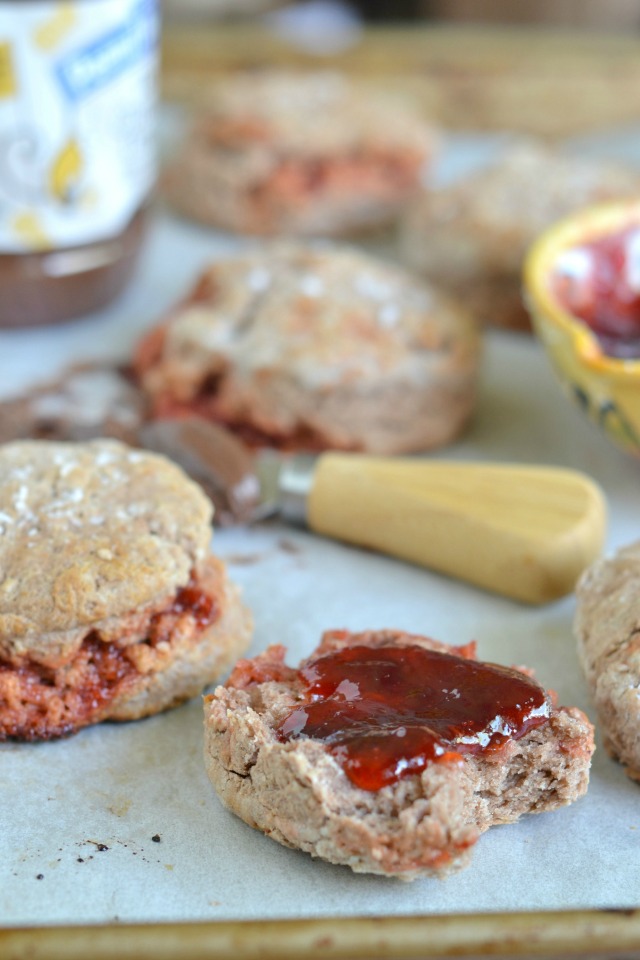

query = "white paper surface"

[2,136,640,927]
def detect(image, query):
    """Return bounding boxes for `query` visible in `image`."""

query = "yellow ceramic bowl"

[524,199,640,456]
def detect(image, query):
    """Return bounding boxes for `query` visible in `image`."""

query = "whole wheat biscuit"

[135,243,480,455]
[204,629,594,879]
[400,141,640,330]
[0,364,147,448]
[575,541,640,781]
[164,70,437,237]
[0,439,252,740]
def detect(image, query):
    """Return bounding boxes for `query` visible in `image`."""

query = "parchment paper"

[2,134,640,928]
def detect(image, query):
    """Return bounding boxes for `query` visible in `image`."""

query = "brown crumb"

[86,841,110,852]
[223,553,264,565]
[278,538,302,555]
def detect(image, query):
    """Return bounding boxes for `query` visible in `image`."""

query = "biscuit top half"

[150,244,477,393]
[193,70,435,159]
[0,440,212,665]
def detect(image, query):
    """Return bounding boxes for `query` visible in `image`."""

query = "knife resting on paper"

[139,418,607,606]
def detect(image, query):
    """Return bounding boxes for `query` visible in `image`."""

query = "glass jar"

[0,0,158,327]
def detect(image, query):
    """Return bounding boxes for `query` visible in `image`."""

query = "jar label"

[0,0,157,252]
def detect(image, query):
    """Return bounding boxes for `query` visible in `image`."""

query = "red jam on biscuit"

[276,642,550,791]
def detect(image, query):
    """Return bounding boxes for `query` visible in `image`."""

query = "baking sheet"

[2,134,640,938]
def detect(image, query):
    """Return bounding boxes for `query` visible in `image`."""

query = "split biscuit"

[164,70,437,236]
[135,242,480,455]
[0,439,252,740]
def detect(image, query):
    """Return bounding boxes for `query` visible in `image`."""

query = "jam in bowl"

[524,199,640,456]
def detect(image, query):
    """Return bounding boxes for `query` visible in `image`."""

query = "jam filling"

[0,575,219,740]
[276,644,549,792]
[168,582,217,630]
[553,225,640,359]
[134,331,343,453]
[251,150,422,212]
[149,391,351,453]
[0,634,138,741]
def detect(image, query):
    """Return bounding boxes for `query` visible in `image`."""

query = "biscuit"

[204,629,594,879]
[400,141,640,330]
[575,541,640,781]
[0,439,252,740]
[0,364,147,447]
[164,70,437,236]
[134,243,480,455]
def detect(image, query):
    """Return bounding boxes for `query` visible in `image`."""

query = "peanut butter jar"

[0,0,158,327]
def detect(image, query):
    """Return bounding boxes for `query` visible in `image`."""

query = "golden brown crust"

[0,439,212,666]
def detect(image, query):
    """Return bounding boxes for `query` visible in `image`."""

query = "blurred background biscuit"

[163,70,438,236]
[134,242,480,454]
[399,141,640,330]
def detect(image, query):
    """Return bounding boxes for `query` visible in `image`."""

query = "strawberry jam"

[170,582,217,629]
[0,575,218,741]
[553,225,640,358]
[0,633,138,741]
[148,576,219,645]
[276,644,550,791]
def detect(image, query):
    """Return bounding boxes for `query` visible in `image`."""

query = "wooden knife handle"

[306,454,606,604]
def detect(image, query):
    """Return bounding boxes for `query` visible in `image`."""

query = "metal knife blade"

[138,417,315,526]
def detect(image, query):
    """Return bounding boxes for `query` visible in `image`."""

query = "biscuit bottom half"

[204,630,594,879]
[0,556,251,741]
